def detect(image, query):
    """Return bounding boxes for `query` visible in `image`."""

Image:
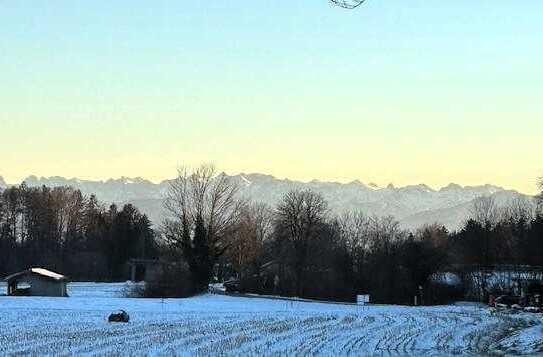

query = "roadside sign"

[357,295,370,305]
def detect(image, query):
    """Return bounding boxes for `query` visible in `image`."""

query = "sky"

[1,0,542,194]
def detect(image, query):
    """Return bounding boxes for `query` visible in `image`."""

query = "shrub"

[425,282,465,305]
[142,264,196,298]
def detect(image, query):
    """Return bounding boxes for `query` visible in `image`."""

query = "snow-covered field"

[0,283,542,355]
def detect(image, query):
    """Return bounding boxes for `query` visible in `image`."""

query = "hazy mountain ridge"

[5,173,534,231]
[21,175,167,202]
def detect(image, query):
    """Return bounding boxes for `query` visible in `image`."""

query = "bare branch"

[163,163,243,256]
[470,196,498,226]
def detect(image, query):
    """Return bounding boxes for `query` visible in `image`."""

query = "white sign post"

[357,294,369,305]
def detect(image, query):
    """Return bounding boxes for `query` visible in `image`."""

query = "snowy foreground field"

[1,283,543,355]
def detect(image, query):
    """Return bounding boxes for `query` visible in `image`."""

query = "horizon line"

[1,172,533,195]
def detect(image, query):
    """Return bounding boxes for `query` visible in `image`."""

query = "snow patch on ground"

[493,319,543,354]
[0,283,542,355]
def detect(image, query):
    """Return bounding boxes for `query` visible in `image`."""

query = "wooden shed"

[5,268,68,297]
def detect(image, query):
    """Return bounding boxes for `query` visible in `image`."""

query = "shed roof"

[5,268,68,282]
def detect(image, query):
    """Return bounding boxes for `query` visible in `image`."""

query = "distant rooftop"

[5,267,67,282]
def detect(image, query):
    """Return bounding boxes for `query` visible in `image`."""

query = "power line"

[330,0,366,9]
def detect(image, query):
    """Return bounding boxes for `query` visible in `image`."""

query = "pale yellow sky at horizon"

[2,158,541,195]
[2,99,541,195]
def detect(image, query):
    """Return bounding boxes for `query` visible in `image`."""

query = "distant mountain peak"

[402,184,435,193]
[460,183,504,195]
[349,179,364,186]
[420,183,433,190]
[441,183,463,191]
[0,176,6,188]
[244,173,275,181]
[117,176,152,185]
[24,175,39,182]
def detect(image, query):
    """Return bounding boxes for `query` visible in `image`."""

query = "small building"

[5,268,68,297]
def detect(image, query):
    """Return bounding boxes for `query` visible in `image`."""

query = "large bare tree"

[500,196,535,223]
[275,189,328,296]
[337,211,371,268]
[163,164,245,288]
[226,202,273,278]
[470,196,499,226]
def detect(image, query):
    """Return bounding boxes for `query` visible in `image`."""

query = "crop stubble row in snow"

[0,283,542,355]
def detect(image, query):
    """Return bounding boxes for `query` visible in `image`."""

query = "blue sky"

[1,1,542,193]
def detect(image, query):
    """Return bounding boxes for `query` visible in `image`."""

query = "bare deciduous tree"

[337,211,371,263]
[470,196,499,226]
[163,164,245,288]
[227,202,273,277]
[367,215,406,251]
[500,196,535,223]
[275,189,328,296]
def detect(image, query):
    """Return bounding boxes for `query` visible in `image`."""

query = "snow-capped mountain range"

[0,174,534,231]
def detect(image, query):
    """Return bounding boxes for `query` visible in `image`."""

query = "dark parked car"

[494,295,520,308]
[223,279,241,293]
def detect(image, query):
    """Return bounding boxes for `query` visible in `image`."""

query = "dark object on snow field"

[108,310,130,323]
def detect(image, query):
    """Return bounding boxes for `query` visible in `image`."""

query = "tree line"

[2,167,542,305]
[0,184,158,281]
[450,196,543,267]
[161,165,543,303]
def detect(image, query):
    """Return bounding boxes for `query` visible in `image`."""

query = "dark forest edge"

[1,165,542,305]
[0,184,158,282]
